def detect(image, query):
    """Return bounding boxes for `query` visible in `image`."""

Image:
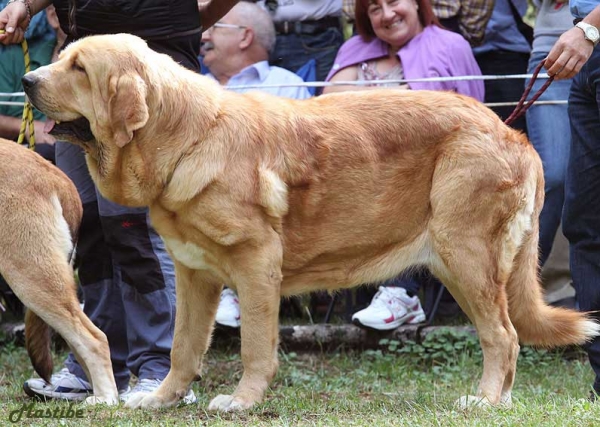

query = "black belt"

[274,17,340,35]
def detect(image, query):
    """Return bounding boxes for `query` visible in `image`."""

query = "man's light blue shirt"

[209,61,311,100]
[571,0,600,19]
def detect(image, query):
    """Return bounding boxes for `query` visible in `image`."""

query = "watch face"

[588,26,600,40]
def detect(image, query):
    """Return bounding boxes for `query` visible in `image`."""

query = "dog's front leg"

[208,237,283,412]
[126,263,222,409]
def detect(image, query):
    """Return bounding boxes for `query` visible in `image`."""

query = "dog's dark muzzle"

[21,73,36,92]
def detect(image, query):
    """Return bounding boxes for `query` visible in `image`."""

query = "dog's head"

[21,34,167,205]
[22,34,150,152]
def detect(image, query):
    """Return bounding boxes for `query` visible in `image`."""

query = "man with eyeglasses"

[201,1,311,100]
[200,1,310,329]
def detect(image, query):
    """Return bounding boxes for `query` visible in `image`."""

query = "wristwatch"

[575,22,600,46]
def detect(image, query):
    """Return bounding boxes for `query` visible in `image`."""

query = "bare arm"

[0,114,24,140]
[3,0,237,43]
[28,0,53,15]
[323,66,368,94]
[0,115,56,144]
[198,0,240,29]
[323,65,409,94]
[545,5,600,79]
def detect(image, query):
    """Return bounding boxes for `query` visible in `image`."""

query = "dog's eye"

[72,62,86,73]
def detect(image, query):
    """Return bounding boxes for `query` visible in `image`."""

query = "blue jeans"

[269,27,343,83]
[475,50,530,134]
[562,46,600,394]
[526,51,573,265]
[57,143,176,390]
[384,272,422,296]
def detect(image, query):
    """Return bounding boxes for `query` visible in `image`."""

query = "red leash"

[504,59,555,126]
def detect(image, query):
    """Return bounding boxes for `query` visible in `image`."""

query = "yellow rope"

[0,29,35,150]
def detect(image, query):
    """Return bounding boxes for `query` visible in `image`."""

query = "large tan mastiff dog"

[22,34,599,411]
[0,139,118,404]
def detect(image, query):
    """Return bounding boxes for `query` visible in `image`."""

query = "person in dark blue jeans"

[545,1,600,400]
[269,27,343,83]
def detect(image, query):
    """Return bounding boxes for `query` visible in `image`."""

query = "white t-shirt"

[257,0,342,22]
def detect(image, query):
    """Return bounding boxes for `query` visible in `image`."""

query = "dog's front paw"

[208,394,254,412]
[454,395,492,409]
[500,391,513,408]
[455,393,513,409]
[124,392,177,409]
[84,395,119,405]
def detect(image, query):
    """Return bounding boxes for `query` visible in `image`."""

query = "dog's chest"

[164,237,210,270]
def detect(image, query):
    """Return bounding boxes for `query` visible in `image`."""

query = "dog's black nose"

[21,74,37,91]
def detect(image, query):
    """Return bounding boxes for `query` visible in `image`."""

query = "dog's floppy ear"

[107,74,149,147]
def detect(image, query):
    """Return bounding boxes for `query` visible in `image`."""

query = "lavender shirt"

[326,25,484,101]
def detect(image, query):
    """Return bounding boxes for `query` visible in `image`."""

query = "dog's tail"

[506,155,600,347]
[25,309,53,383]
[57,185,82,266]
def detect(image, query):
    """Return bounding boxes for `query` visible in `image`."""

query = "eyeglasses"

[207,22,247,34]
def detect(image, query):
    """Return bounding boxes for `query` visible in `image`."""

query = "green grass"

[0,339,599,426]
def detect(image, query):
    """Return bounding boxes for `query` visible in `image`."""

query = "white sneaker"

[215,288,241,328]
[24,367,131,402]
[23,368,93,401]
[119,378,197,405]
[352,286,426,330]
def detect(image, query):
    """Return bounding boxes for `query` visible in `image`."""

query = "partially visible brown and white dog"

[22,34,599,412]
[0,139,118,404]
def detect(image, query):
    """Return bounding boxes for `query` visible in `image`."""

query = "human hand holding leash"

[0,0,51,45]
[0,0,30,45]
[545,26,594,80]
[30,120,55,145]
[545,6,600,80]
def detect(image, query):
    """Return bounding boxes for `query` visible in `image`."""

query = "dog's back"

[0,139,81,240]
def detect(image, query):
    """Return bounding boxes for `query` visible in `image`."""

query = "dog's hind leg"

[126,262,223,409]
[427,159,527,408]
[59,311,119,405]
[4,256,119,405]
[430,237,520,408]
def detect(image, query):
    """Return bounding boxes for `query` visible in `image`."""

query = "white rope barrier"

[0,92,26,106]
[1,99,568,107]
[226,73,552,91]
[486,100,567,107]
[1,73,566,108]
[0,101,27,106]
